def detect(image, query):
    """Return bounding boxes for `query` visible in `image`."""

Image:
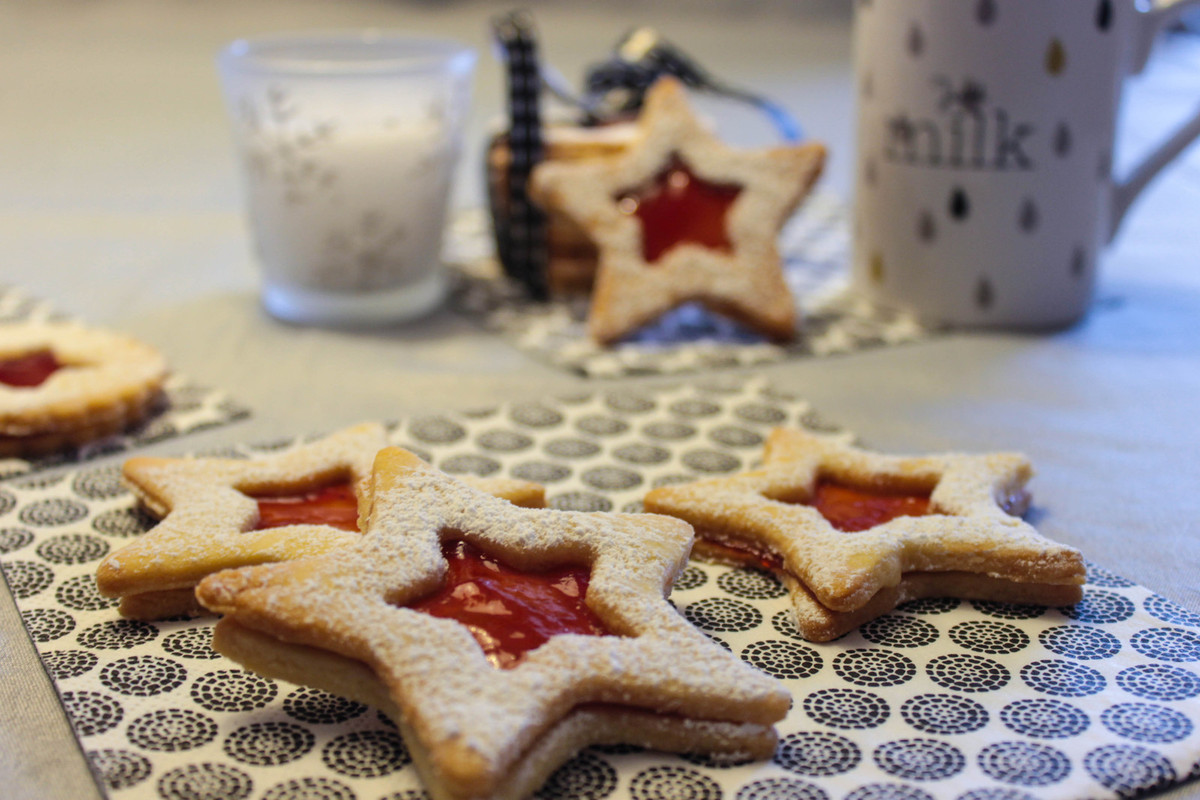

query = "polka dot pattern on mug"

[1,377,1198,800]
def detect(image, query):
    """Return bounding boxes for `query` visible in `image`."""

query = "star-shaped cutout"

[644,427,1084,641]
[197,447,789,800]
[530,77,826,345]
[96,423,544,619]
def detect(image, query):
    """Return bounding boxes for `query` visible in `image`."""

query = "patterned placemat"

[0,285,251,481]
[446,195,935,378]
[2,377,1199,800]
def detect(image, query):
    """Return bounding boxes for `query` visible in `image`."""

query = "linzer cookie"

[644,427,1085,641]
[197,447,789,800]
[529,76,825,345]
[96,423,544,620]
[0,321,168,457]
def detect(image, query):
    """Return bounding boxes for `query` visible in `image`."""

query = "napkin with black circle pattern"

[0,285,250,481]
[1,377,1199,800]
[446,194,935,378]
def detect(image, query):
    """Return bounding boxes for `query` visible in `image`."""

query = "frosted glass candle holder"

[218,32,476,326]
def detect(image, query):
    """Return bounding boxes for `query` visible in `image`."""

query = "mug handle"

[1109,0,1200,239]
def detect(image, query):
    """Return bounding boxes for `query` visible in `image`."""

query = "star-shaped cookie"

[197,447,789,800]
[530,77,825,344]
[96,423,544,619]
[644,427,1085,641]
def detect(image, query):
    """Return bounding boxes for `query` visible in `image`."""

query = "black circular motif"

[2,559,54,598]
[604,392,656,413]
[1102,703,1193,744]
[717,568,786,600]
[161,626,220,659]
[22,607,76,642]
[379,792,431,800]
[846,784,934,800]
[803,688,889,729]
[0,527,34,553]
[36,532,109,564]
[681,449,741,474]
[76,619,157,649]
[544,437,601,459]
[42,648,99,680]
[1021,658,1106,697]
[833,648,917,687]
[874,738,966,781]
[284,686,367,724]
[1084,561,1135,588]
[439,454,501,477]
[511,461,571,484]
[1144,595,1200,628]
[733,403,787,425]
[1000,698,1089,739]
[621,499,644,513]
[672,565,708,592]
[156,763,254,800]
[678,749,757,769]
[683,597,762,633]
[581,466,642,491]
[72,466,128,500]
[977,741,1071,786]
[955,790,1038,800]
[652,473,700,489]
[127,708,218,752]
[771,609,809,641]
[775,731,861,776]
[101,655,187,696]
[535,750,617,799]
[860,615,939,648]
[476,429,533,452]
[88,748,152,790]
[224,721,314,766]
[576,415,629,437]
[629,765,720,800]
[509,402,564,428]
[62,690,124,736]
[1061,589,1136,624]
[743,640,823,680]
[897,597,960,614]
[91,506,156,537]
[1130,627,1200,662]
[1039,624,1121,660]
[549,492,612,512]
[0,489,15,517]
[322,729,410,777]
[669,398,721,418]
[901,693,988,735]
[927,653,1010,692]
[191,669,277,711]
[640,421,696,441]
[708,425,763,449]
[1117,663,1200,701]
[17,497,88,527]
[736,777,828,800]
[612,443,671,465]
[949,620,1030,654]
[407,416,465,444]
[970,600,1048,620]
[55,573,118,611]
[1084,744,1176,798]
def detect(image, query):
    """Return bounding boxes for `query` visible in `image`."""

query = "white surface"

[1,2,1198,799]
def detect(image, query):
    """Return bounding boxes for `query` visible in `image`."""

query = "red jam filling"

[252,483,359,532]
[617,156,741,263]
[0,349,63,388]
[808,480,932,533]
[411,540,612,669]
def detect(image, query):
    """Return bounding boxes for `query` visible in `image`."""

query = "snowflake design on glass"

[237,85,337,205]
[314,211,413,292]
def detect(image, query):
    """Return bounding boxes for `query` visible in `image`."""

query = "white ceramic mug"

[852,0,1200,328]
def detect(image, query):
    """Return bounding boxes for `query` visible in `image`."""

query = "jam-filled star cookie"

[1,322,168,457]
[197,447,789,800]
[530,77,826,345]
[96,423,544,620]
[644,427,1085,642]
